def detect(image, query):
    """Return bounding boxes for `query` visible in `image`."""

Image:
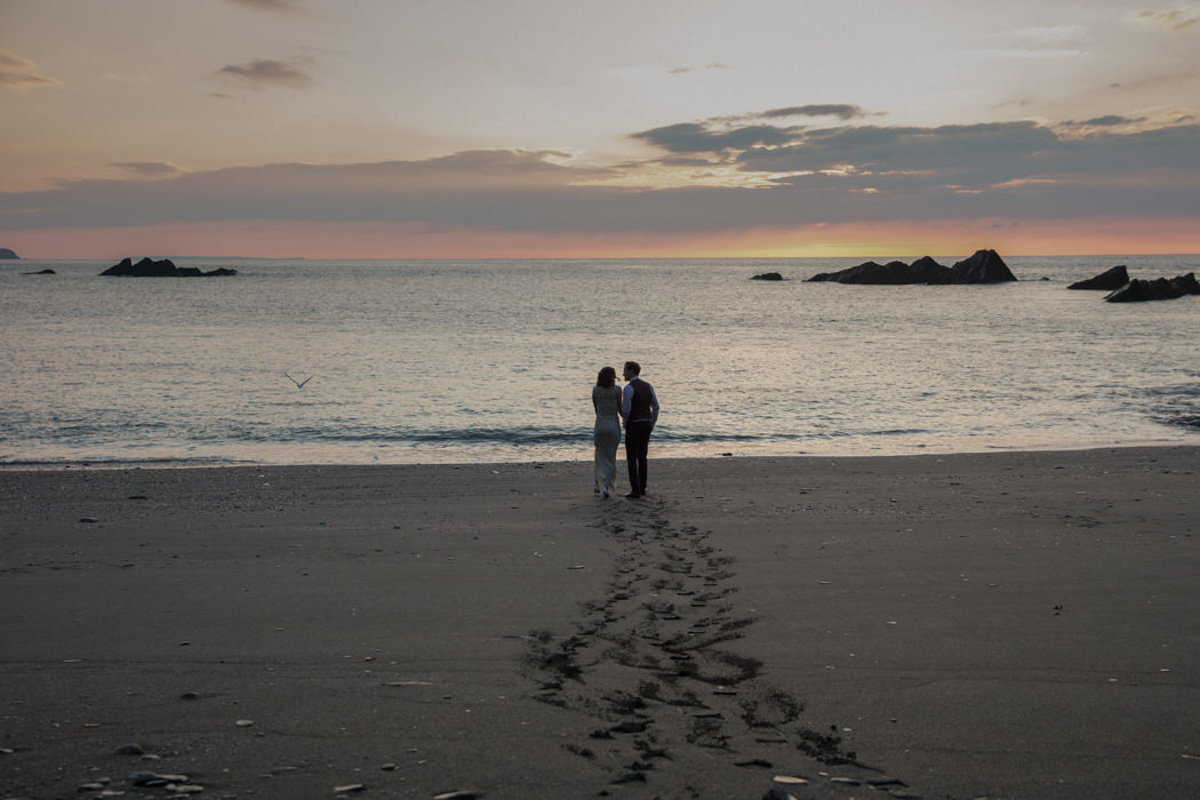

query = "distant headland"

[0,248,19,259]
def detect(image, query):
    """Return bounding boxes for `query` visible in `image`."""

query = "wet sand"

[1,448,1197,799]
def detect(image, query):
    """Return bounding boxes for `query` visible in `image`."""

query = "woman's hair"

[597,366,617,388]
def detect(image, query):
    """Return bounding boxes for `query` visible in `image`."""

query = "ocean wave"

[237,424,935,447]
[0,422,939,462]
[1144,382,1200,430]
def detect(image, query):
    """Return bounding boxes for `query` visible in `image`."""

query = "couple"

[592,361,660,499]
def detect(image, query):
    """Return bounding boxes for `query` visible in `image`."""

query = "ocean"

[2,255,1198,467]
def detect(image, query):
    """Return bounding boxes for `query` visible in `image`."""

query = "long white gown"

[592,384,623,496]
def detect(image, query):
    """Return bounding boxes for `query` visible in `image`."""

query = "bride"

[591,366,623,498]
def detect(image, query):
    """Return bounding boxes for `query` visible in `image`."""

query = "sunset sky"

[2,0,1198,258]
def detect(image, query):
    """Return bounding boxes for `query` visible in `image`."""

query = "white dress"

[592,384,623,496]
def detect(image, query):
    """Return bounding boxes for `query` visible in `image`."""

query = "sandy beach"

[1,448,1197,800]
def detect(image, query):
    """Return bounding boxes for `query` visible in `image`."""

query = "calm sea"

[2,255,1198,467]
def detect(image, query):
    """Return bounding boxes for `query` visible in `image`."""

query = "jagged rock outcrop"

[751,272,784,281]
[1069,265,1129,290]
[1103,272,1200,303]
[939,249,1018,284]
[0,248,19,259]
[807,258,944,284]
[909,255,944,276]
[1105,278,1184,303]
[100,257,237,277]
[807,250,1016,285]
[1169,272,1200,295]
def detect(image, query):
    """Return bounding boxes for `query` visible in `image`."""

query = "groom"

[621,361,660,498]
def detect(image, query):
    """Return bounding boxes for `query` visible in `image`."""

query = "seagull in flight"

[285,371,314,389]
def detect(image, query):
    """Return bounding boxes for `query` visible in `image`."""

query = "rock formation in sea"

[1105,277,1182,303]
[806,259,937,285]
[100,257,237,277]
[1103,272,1200,303]
[751,272,784,281]
[806,249,1016,285]
[1170,272,1200,295]
[940,249,1018,284]
[22,268,56,275]
[1069,265,1129,290]
[0,248,19,259]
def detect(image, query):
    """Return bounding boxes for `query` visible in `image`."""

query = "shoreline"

[2,447,1197,799]
[3,436,1197,472]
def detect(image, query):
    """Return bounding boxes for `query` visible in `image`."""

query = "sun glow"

[8,215,1196,261]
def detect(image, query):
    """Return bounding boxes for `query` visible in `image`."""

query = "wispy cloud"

[1004,24,1085,42]
[632,105,873,153]
[632,122,800,154]
[732,121,1062,184]
[981,22,1088,60]
[111,162,185,179]
[1109,68,1200,92]
[758,105,869,121]
[668,62,731,75]
[978,47,1085,60]
[0,50,63,92]
[1060,115,1148,127]
[217,59,314,89]
[225,0,304,14]
[1134,5,1200,31]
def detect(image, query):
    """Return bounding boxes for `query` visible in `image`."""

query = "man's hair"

[624,361,641,376]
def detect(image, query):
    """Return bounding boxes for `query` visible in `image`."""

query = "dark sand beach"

[1,448,1197,799]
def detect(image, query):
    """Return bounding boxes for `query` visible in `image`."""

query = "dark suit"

[622,377,659,496]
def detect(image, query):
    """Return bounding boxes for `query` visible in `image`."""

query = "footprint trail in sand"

[524,495,920,799]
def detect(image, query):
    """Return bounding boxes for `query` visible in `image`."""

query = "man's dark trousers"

[625,420,652,495]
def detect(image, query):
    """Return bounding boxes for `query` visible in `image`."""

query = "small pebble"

[235,719,254,727]
[333,785,366,794]
[609,721,646,734]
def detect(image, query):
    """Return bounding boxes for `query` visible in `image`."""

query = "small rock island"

[1105,273,1200,303]
[100,257,237,277]
[1068,265,1129,291]
[806,249,1017,285]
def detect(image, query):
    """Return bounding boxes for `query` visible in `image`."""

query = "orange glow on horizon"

[4,216,1198,261]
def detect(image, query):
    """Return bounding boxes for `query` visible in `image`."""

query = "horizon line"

[6,252,1200,262]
